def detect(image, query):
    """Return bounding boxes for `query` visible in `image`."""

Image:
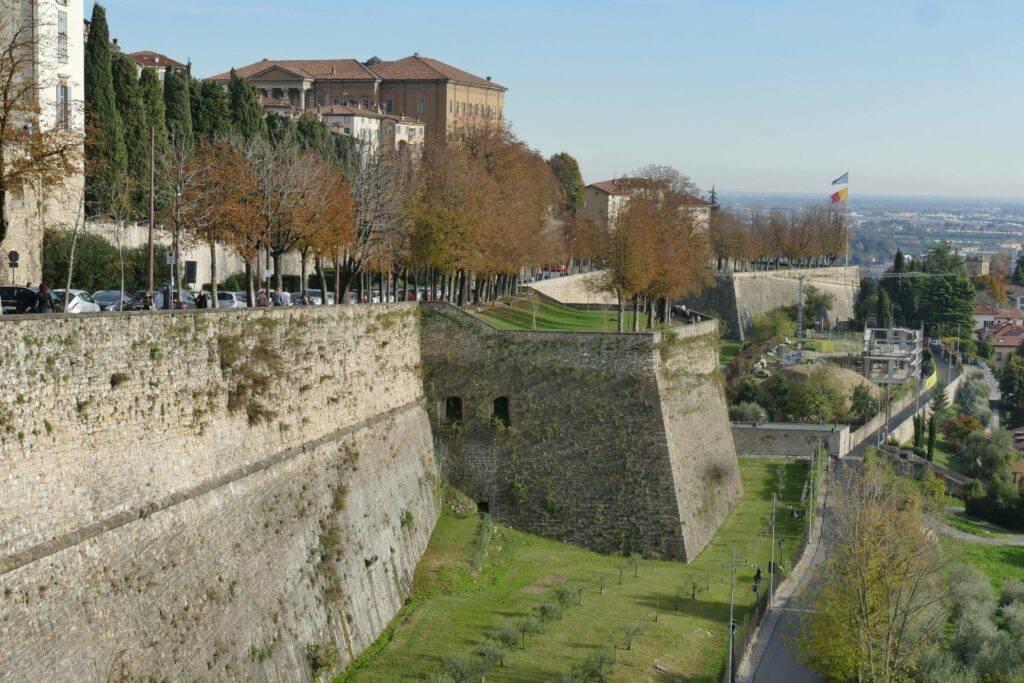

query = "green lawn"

[340,459,809,683]
[941,537,1024,590]
[473,299,648,332]
[944,512,1015,540]
[720,340,743,366]
[930,438,970,476]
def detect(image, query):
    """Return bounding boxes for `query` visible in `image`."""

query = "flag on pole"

[830,188,849,204]
[832,172,849,186]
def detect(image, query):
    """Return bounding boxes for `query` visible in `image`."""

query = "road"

[746,472,836,683]
[745,354,961,682]
[847,352,958,459]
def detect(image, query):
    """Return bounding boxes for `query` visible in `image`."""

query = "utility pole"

[727,546,737,683]
[797,274,805,350]
[769,493,777,605]
[147,126,155,295]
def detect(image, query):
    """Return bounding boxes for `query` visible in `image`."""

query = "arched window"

[492,397,510,427]
[444,396,463,424]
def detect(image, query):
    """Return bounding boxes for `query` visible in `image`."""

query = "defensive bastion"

[0,303,741,681]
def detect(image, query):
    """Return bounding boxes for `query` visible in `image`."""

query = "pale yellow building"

[579,178,712,232]
[206,53,506,146]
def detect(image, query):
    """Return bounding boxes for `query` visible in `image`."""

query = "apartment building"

[578,178,712,232]
[206,53,506,145]
[1,0,85,284]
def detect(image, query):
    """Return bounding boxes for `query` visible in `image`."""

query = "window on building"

[315,97,323,106]
[997,351,1004,361]
[332,97,339,105]
[461,102,466,115]
[57,11,68,64]
[492,397,510,427]
[361,97,369,108]
[444,397,463,424]
[385,98,393,113]
[448,100,453,113]
[417,96,425,114]
[55,81,69,130]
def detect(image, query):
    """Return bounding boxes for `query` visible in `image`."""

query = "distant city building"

[965,253,990,278]
[126,50,187,81]
[2,0,85,284]
[578,178,711,231]
[206,54,505,145]
[861,327,923,384]
[1005,284,1024,310]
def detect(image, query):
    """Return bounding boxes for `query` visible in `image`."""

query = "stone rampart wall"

[682,266,859,340]
[419,304,742,561]
[0,305,438,681]
[731,423,851,458]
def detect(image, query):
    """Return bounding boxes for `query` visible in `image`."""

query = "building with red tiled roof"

[206,54,505,145]
[578,178,711,232]
[978,322,1024,365]
[127,51,187,81]
[973,303,1024,334]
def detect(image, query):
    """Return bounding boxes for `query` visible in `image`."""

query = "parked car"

[53,289,101,313]
[216,291,247,309]
[2,286,65,313]
[305,289,335,305]
[93,290,134,311]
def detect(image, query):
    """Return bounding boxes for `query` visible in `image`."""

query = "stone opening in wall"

[492,397,510,427]
[477,501,490,514]
[444,396,463,424]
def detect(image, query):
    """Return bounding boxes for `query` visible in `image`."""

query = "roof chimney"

[486,76,491,82]
[331,66,336,76]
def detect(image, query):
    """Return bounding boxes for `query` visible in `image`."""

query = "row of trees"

[710,205,849,272]
[855,243,975,338]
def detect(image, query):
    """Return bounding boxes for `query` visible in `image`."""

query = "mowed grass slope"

[341,458,809,683]
[472,299,648,332]
[941,537,1024,589]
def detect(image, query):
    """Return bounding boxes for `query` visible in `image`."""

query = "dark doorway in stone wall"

[445,396,463,423]
[492,397,510,427]
[477,501,490,514]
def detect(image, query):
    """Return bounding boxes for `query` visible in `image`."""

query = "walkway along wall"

[420,304,744,561]
[0,305,439,682]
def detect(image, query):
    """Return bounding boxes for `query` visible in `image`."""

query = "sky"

[97,0,1024,200]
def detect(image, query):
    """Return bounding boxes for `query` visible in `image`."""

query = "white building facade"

[1,0,85,284]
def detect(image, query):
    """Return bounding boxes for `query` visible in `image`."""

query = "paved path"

[738,470,836,683]
[925,517,1024,546]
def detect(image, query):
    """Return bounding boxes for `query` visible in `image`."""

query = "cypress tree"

[84,3,128,213]
[930,382,948,417]
[926,415,937,461]
[163,65,193,145]
[111,52,149,218]
[194,80,231,141]
[138,67,169,209]
[228,68,267,140]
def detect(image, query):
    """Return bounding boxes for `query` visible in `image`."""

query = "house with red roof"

[973,303,1024,331]
[578,178,711,232]
[127,51,187,82]
[978,321,1024,365]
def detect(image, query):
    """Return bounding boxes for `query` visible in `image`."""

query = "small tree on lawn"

[474,639,505,668]
[516,616,545,649]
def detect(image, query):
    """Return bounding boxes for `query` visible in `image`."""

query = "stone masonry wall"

[682,266,859,340]
[419,304,743,561]
[0,305,439,682]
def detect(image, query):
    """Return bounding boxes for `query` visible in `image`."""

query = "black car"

[0,286,63,314]
[93,290,134,311]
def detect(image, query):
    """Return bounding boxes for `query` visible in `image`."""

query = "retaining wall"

[0,305,439,682]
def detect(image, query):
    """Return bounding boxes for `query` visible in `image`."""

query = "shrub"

[440,653,486,682]
[951,609,999,664]
[751,309,796,345]
[729,401,767,422]
[483,624,518,649]
[305,641,340,679]
[949,564,996,618]
[1002,579,1024,606]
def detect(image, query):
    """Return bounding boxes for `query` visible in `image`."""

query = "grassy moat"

[339,458,808,682]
